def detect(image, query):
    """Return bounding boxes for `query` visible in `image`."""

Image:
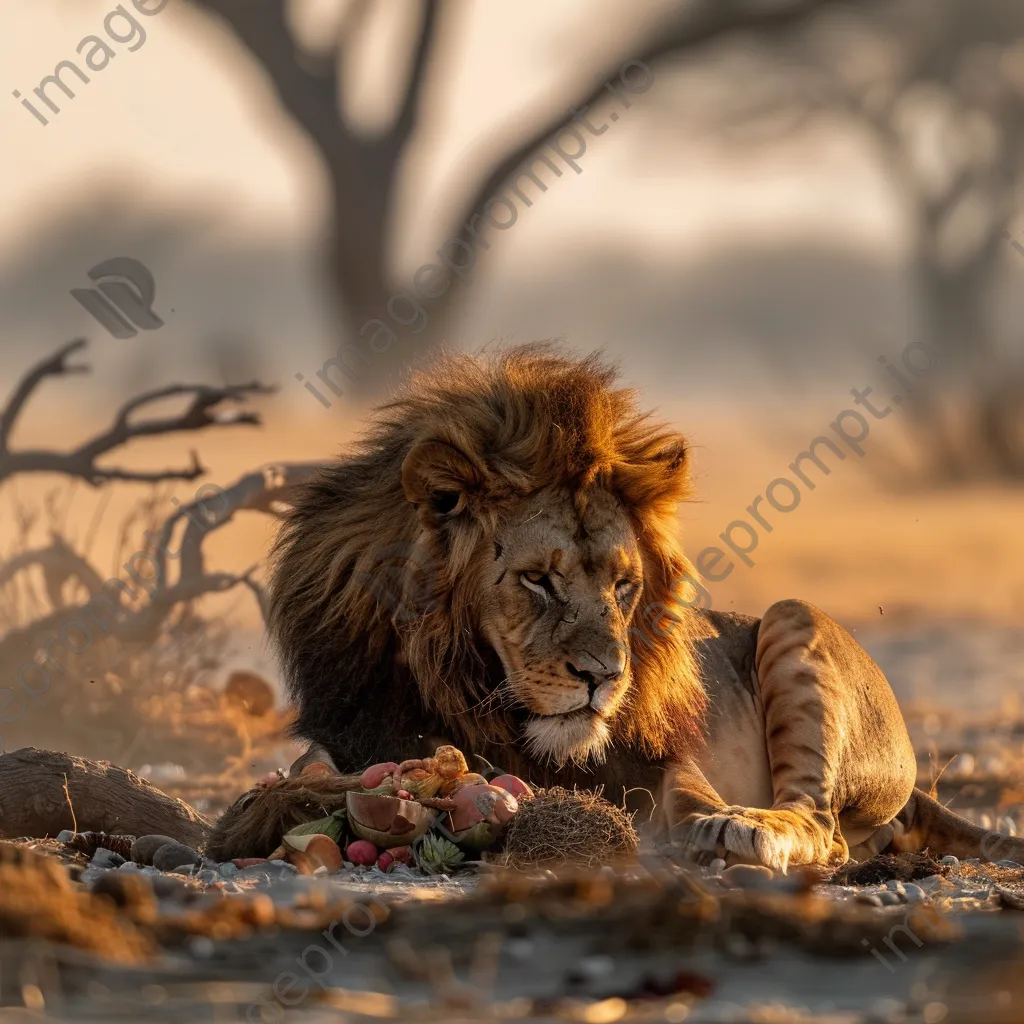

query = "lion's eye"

[615,578,637,601]
[520,570,553,598]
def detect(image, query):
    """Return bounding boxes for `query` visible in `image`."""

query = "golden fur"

[269,345,705,779]
[268,344,1024,870]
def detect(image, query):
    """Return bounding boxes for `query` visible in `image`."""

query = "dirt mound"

[830,851,948,886]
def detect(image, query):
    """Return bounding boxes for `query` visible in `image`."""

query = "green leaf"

[285,808,346,844]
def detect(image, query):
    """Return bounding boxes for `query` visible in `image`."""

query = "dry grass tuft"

[205,772,364,861]
[497,787,639,870]
[0,841,154,964]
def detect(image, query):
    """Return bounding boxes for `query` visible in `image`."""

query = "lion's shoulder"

[692,608,761,692]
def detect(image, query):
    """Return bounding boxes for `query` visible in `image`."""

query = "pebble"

[131,835,180,867]
[877,891,903,906]
[197,869,220,884]
[940,855,961,874]
[995,859,1023,869]
[151,876,188,900]
[152,843,202,873]
[56,830,76,844]
[885,880,906,895]
[856,893,884,908]
[721,864,776,890]
[218,863,239,878]
[570,955,615,982]
[117,862,143,874]
[708,858,727,877]
[90,848,126,869]
[902,883,926,902]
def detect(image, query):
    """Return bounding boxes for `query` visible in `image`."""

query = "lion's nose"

[565,648,625,693]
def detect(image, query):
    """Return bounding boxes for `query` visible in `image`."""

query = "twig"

[62,772,78,838]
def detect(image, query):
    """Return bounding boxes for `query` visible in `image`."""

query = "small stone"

[902,883,926,902]
[151,875,187,900]
[721,864,776,890]
[117,862,142,873]
[569,955,615,983]
[131,835,180,866]
[708,858,727,877]
[197,869,219,884]
[90,848,126,869]
[152,843,201,873]
[885,879,906,895]
[56,830,76,844]
[940,856,960,873]
[856,893,884,908]
[189,937,215,959]
[218,863,239,878]
[996,859,1023,868]
[877,891,903,906]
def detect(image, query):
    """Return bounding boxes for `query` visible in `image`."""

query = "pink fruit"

[491,775,534,801]
[345,839,379,866]
[360,762,399,789]
[376,852,394,872]
[390,845,413,865]
[396,789,413,800]
[450,783,519,830]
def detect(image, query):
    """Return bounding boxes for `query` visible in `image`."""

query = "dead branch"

[0,535,105,605]
[0,747,211,847]
[0,461,326,670]
[439,0,868,257]
[0,340,276,487]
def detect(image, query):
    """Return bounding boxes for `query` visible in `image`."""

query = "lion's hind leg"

[889,788,1024,864]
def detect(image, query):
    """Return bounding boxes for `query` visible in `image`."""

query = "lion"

[267,344,1023,871]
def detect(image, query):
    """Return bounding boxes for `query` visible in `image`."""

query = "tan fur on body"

[268,345,1024,870]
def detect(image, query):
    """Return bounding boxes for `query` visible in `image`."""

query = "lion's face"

[474,487,643,765]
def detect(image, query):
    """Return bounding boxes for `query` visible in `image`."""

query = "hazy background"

[2,0,1024,766]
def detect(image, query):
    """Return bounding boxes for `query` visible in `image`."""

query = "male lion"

[270,345,1022,871]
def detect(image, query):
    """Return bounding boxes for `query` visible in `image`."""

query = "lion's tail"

[889,787,1024,863]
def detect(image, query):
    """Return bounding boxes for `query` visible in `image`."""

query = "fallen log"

[0,748,212,848]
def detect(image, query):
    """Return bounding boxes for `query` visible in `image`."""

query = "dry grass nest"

[205,772,363,861]
[497,787,640,869]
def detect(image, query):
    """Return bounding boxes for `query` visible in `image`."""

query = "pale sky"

[0,0,906,422]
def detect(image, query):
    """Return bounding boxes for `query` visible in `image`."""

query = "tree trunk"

[0,748,211,848]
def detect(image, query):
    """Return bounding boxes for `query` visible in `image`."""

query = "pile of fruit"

[267,745,534,875]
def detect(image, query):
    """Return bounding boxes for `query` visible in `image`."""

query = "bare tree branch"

[0,461,326,670]
[437,0,868,255]
[0,339,88,454]
[0,341,276,487]
[0,535,105,602]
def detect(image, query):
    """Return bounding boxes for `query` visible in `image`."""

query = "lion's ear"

[401,440,482,519]
[614,438,691,510]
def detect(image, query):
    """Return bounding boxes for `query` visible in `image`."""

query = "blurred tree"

[681,0,1024,480]
[188,0,858,392]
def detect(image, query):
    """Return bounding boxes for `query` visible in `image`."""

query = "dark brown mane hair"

[268,344,705,777]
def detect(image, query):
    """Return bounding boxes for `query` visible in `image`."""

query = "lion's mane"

[268,345,705,787]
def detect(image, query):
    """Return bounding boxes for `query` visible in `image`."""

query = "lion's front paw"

[672,807,803,873]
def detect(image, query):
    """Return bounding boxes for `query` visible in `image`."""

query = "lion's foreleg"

[668,601,849,872]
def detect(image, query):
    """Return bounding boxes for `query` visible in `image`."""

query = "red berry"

[390,845,414,865]
[376,852,395,872]
[345,839,379,866]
